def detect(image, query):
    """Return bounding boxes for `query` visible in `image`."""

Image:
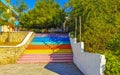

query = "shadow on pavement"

[45,62,84,75]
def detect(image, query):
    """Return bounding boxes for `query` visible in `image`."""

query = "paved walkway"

[0,63,84,75]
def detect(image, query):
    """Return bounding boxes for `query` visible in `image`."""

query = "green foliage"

[107,34,120,58]
[52,9,66,28]
[107,34,120,51]
[66,0,120,74]
[17,1,28,12]
[0,0,16,26]
[20,0,66,31]
[66,0,120,51]
[104,51,120,75]
[0,1,8,25]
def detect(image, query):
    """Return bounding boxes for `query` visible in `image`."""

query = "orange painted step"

[26,44,72,49]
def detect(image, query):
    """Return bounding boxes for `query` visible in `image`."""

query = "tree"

[17,1,28,12]
[0,0,13,25]
[66,1,120,74]
[66,0,120,52]
[20,0,66,31]
[51,8,66,28]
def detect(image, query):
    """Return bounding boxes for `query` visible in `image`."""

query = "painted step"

[27,44,71,49]
[32,37,70,42]
[17,59,73,63]
[19,54,73,58]
[26,49,72,50]
[32,40,70,43]
[17,54,73,63]
[35,34,69,37]
[30,41,70,45]
[23,49,72,54]
[32,35,70,38]
[18,54,73,60]
[18,57,72,60]
[17,33,73,63]
[34,36,69,39]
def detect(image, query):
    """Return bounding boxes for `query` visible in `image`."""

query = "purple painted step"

[35,33,69,37]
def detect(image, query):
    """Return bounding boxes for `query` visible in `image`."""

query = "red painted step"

[27,44,72,49]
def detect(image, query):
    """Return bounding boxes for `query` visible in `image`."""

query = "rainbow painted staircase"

[17,33,73,63]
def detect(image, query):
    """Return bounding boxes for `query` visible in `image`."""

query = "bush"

[107,34,120,51]
[107,34,120,58]
[104,51,120,75]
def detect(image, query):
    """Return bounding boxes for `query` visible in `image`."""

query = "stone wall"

[0,32,28,43]
[0,32,34,64]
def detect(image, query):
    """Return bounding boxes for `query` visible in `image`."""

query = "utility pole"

[63,20,67,32]
[75,17,77,43]
[79,16,82,42]
[79,16,84,52]
[63,17,70,32]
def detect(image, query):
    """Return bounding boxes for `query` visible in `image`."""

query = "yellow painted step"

[23,49,72,54]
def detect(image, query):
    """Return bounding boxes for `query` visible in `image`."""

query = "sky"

[11,0,69,9]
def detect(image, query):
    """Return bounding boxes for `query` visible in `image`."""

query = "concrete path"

[0,63,84,75]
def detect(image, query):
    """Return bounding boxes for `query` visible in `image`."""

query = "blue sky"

[11,0,69,9]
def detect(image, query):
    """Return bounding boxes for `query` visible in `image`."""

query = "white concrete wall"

[70,38,106,75]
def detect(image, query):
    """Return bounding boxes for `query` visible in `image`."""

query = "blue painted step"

[30,41,70,45]
[32,37,70,42]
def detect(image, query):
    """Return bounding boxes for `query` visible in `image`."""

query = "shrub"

[107,34,120,51]
[104,51,120,75]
